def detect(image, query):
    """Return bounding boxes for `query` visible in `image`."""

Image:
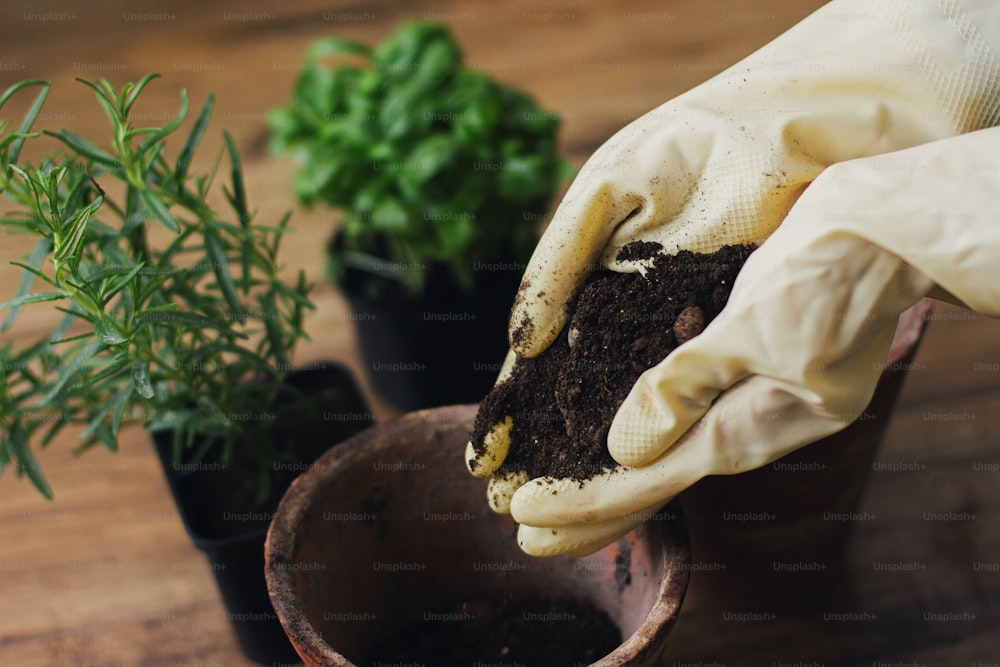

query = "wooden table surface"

[1,1,999,665]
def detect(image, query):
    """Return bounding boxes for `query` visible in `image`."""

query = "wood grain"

[1,1,999,665]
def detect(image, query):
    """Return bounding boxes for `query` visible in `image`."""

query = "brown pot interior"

[266,404,689,666]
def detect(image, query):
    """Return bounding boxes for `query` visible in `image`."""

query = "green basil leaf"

[305,35,369,62]
[369,199,408,232]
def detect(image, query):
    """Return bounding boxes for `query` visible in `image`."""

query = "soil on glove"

[367,594,622,666]
[472,242,755,482]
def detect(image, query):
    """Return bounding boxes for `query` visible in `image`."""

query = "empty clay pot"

[266,404,690,666]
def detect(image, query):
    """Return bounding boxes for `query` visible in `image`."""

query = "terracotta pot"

[679,299,934,603]
[266,404,691,666]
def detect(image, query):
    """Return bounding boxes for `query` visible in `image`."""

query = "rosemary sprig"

[0,75,314,503]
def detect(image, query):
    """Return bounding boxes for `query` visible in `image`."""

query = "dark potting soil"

[472,243,755,481]
[367,594,622,667]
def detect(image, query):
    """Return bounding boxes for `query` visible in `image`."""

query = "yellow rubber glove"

[467,0,1000,555]
[514,128,1000,555]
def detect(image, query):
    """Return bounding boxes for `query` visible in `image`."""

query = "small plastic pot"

[338,255,522,413]
[266,404,691,666]
[154,362,373,664]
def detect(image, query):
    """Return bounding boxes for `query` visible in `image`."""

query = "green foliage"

[0,76,314,502]
[268,21,574,298]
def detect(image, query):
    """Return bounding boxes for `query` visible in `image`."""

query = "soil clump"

[473,242,755,481]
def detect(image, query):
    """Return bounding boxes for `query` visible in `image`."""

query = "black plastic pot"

[341,263,522,412]
[153,362,373,664]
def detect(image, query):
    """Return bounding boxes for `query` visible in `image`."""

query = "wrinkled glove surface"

[511,127,1000,555]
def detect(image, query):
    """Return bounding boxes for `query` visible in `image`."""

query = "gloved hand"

[466,0,1000,555]
[508,0,1000,361]
[508,127,1000,556]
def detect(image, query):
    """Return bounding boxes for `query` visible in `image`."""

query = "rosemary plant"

[0,75,314,504]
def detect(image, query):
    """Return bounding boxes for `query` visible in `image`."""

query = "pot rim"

[596,513,691,665]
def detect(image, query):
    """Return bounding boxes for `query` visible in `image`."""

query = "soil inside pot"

[472,243,754,481]
[367,594,621,667]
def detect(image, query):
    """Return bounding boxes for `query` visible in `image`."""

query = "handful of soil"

[471,242,755,482]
